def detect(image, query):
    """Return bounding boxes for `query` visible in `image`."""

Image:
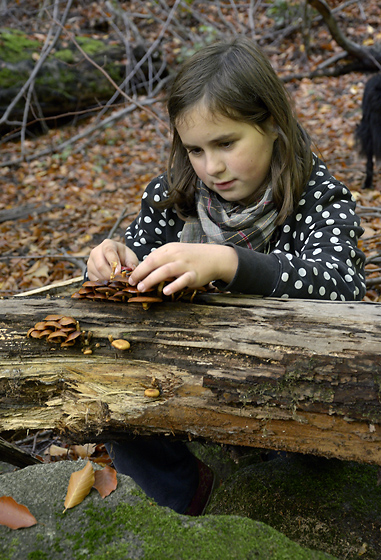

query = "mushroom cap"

[82,280,108,288]
[111,339,131,351]
[59,316,77,327]
[43,320,62,329]
[33,321,49,331]
[71,292,86,299]
[28,329,43,339]
[47,330,68,342]
[65,330,82,342]
[144,388,160,398]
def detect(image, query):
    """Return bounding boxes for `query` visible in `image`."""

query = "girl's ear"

[267,116,279,140]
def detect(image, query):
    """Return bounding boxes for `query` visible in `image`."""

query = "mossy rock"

[0,28,40,63]
[0,29,163,134]
[0,460,335,560]
[205,447,381,560]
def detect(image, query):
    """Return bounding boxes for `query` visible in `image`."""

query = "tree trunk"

[1,295,381,465]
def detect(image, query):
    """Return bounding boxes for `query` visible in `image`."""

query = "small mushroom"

[43,320,62,329]
[33,321,49,331]
[60,340,76,348]
[82,280,108,288]
[128,296,163,303]
[64,330,82,343]
[111,339,130,351]
[144,388,160,398]
[44,314,64,321]
[28,329,43,339]
[40,329,55,338]
[47,330,68,343]
[59,316,77,327]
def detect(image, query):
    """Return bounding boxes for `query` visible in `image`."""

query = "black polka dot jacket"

[125,156,366,301]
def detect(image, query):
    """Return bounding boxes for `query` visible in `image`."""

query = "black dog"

[355,73,381,189]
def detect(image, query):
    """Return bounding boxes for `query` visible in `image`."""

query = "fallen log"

[0,294,381,465]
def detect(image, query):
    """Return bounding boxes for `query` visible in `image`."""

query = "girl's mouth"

[214,180,235,190]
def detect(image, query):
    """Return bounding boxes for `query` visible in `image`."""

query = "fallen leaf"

[93,466,118,498]
[45,444,69,457]
[71,443,97,459]
[0,496,37,529]
[63,461,95,512]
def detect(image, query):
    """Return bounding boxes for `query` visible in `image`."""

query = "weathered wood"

[0,437,42,468]
[1,295,381,465]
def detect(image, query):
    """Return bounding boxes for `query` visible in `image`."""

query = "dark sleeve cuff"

[213,244,280,296]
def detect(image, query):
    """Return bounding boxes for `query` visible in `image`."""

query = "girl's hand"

[128,243,238,295]
[87,240,139,281]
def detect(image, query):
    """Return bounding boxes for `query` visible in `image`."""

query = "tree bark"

[1,295,381,465]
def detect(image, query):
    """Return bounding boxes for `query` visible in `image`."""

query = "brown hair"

[164,36,313,225]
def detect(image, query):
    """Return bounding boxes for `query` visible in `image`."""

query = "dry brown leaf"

[71,443,97,459]
[45,444,69,457]
[0,496,38,529]
[63,461,95,512]
[93,466,118,498]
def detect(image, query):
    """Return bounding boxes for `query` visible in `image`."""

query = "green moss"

[76,37,105,55]
[0,67,28,88]
[0,28,40,63]
[0,538,18,560]
[210,455,381,559]
[27,552,49,560]
[53,49,75,63]
[60,500,334,560]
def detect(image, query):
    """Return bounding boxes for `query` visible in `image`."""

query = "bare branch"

[307,0,381,70]
[0,0,73,128]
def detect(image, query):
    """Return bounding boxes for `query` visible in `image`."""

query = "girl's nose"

[205,152,225,176]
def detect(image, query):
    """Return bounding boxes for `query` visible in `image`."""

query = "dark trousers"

[105,438,199,514]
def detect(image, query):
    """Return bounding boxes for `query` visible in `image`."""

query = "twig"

[365,276,381,287]
[365,253,381,265]
[0,99,157,167]
[52,0,180,132]
[107,210,136,239]
[0,0,73,128]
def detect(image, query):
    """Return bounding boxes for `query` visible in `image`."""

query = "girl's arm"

[128,242,238,296]
[217,159,366,301]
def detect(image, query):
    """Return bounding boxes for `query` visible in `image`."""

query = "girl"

[87,37,366,515]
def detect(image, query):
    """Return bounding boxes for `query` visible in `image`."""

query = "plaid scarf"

[180,182,278,252]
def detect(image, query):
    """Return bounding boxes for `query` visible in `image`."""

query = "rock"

[0,460,335,560]
[205,446,381,560]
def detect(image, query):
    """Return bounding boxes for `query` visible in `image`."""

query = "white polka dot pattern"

[124,157,366,301]
[271,157,365,300]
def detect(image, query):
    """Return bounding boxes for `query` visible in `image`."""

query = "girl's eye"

[220,141,234,149]
[187,148,202,155]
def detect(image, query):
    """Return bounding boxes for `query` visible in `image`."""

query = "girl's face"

[176,103,278,205]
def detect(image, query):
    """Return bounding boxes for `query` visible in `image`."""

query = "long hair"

[162,37,313,225]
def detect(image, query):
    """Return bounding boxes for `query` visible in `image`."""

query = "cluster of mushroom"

[71,268,209,309]
[27,315,82,347]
